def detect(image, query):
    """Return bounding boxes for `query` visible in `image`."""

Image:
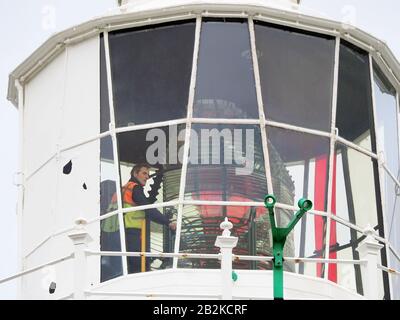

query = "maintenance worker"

[101,163,176,275]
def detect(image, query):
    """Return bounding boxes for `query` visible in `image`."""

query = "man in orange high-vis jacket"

[103,164,176,274]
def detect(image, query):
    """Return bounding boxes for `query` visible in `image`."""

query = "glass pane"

[179,205,271,270]
[333,143,381,229]
[185,124,267,202]
[117,125,185,204]
[293,211,327,279]
[117,125,183,274]
[384,172,400,298]
[266,126,330,210]
[334,144,389,298]
[193,19,259,119]
[100,136,122,282]
[328,221,364,295]
[336,40,374,151]
[374,66,400,284]
[386,172,400,249]
[255,21,335,131]
[100,136,118,215]
[124,205,177,274]
[374,63,399,174]
[389,249,400,300]
[386,185,400,253]
[109,21,196,127]
[100,34,110,133]
[277,209,297,273]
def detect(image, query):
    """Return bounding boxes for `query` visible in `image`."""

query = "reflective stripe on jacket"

[101,181,145,232]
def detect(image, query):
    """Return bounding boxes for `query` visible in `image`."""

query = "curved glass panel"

[178,205,272,270]
[374,63,399,173]
[181,124,269,269]
[266,126,330,210]
[255,22,335,131]
[373,65,400,299]
[328,220,364,294]
[109,21,196,127]
[293,210,327,279]
[385,172,400,298]
[389,249,400,300]
[336,40,374,151]
[184,124,267,202]
[116,126,183,274]
[100,136,122,282]
[117,125,185,203]
[193,19,259,119]
[275,208,298,273]
[124,205,177,274]
[334,142,390,297]
[333,143,381,228]
[100,137,118,214]
[100,34,110,133]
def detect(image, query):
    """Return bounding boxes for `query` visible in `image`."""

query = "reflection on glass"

[117,125,185,203]
[275,209,296,273]
[334,143,389,297]
[181,124,269,269]
[185,124,267,202]
[266,127,330,211]
[328,221,364,294]
[334,143,380,229]
[336,40,374,151]
[374,67,400,294]
[267,127,329,278]
[389,250,400,300]
[109,21,196,127]
[193,19,259,119]
[255,21,335,131]
[374,63,399,173]
[100,34,110,133]
[100,137,117,215]
[386,174,400,246]
[385,172,400,298]
[293,211,326,279]
[100,136,122,282]
[179,205,271,270]
[117,127,182,274]
[124,206,177,273]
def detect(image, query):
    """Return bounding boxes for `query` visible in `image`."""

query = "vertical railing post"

[215,218,238,300]
[68,218,92,300]
[356,225,384,300]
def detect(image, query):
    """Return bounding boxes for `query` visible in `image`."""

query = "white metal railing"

[88,250,368,266]
[86,251,220,259]
[378,265,400,276]
[68,219,400,300]
[1,219,399,300]
[0,254,74,286]
[24,196,398,261]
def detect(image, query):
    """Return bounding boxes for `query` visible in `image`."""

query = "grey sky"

[0,0,399,299]
[301,0,400,58]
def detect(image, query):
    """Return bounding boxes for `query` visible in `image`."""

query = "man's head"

[131,164,151,186]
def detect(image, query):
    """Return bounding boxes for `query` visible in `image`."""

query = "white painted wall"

[21,36,101,299]
[60,37,100,149]
[22,158,58,257]
[24,52,65,176]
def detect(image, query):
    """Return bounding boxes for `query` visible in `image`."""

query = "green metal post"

[264,194,312,300]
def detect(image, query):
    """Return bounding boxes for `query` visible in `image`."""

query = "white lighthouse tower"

[4,0,400,299]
